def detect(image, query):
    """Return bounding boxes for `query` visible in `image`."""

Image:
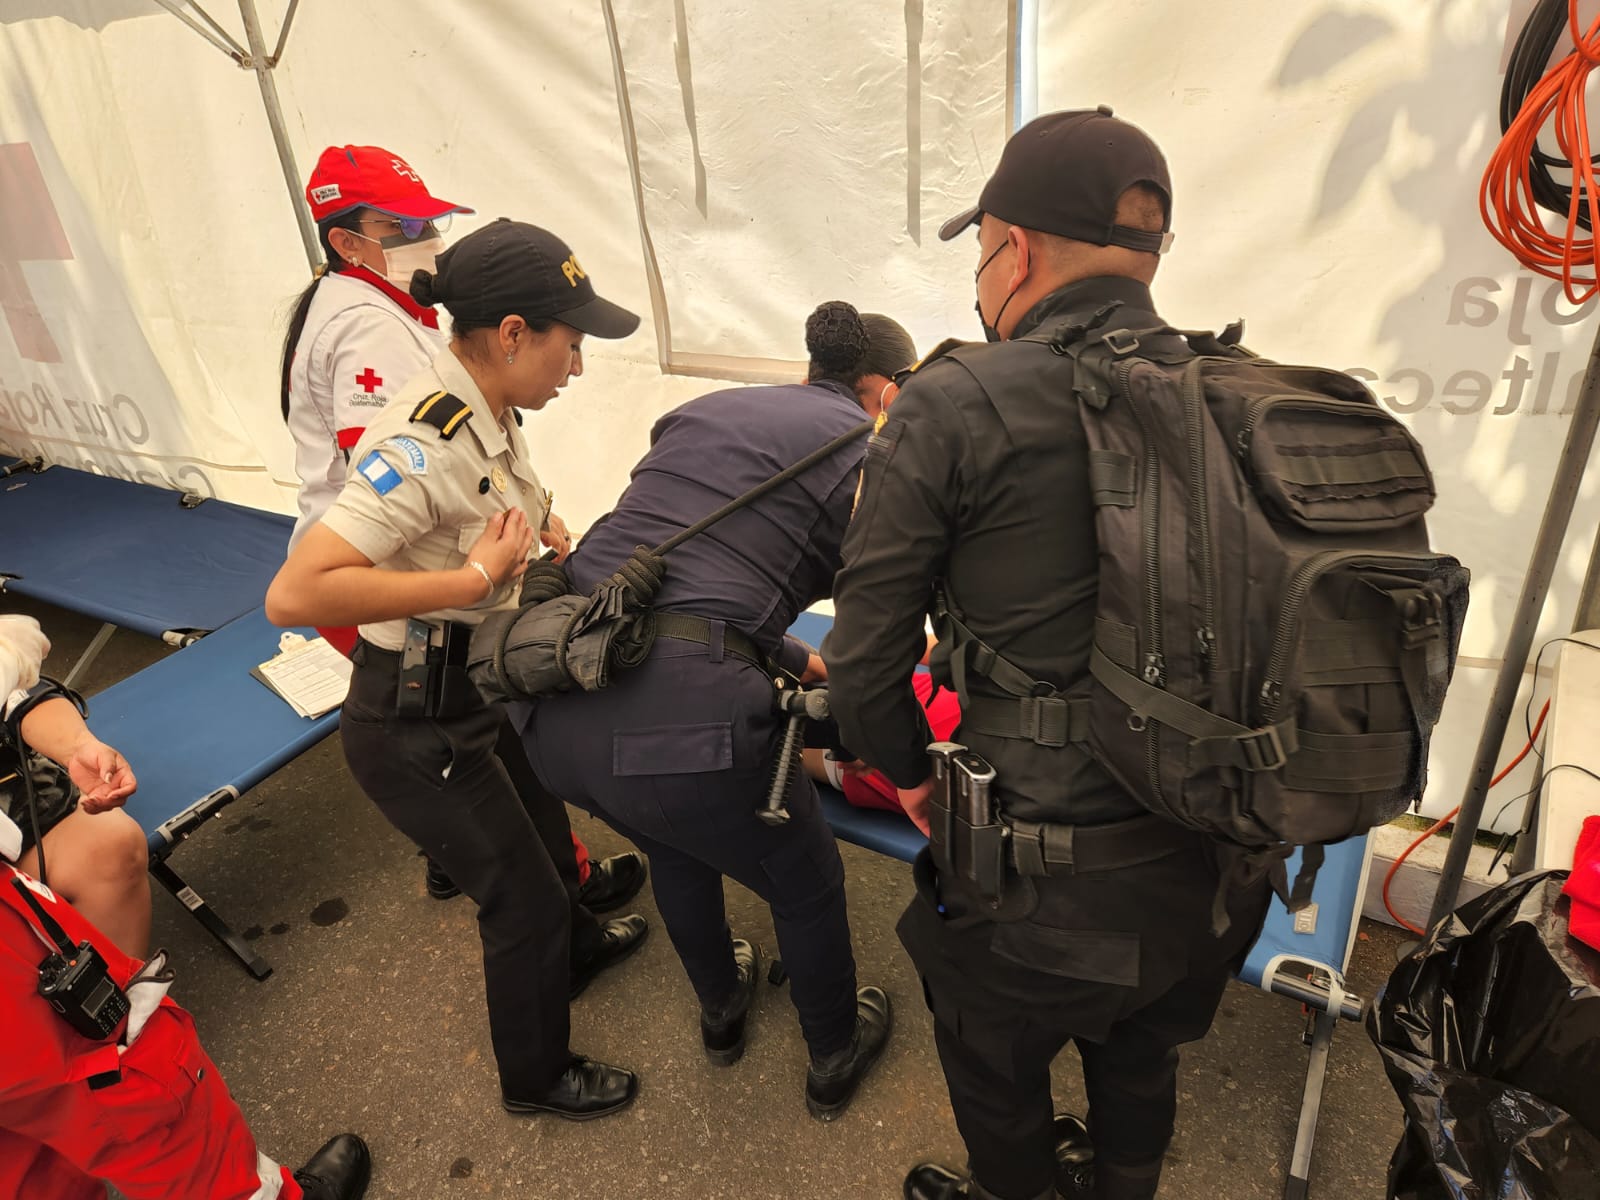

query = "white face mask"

[359,234,446,294]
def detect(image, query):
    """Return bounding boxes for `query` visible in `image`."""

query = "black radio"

[12,878,130,1041]
[38,939,130,1041]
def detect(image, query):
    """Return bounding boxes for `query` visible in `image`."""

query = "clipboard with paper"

[251,632,352,719]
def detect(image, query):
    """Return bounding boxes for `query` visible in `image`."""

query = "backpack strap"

[931,584,1090,749]
[409,390,473,440]
[1088,646,1300,773]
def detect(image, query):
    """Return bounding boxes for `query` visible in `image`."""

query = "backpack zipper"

[1235,393,1381,461]
[1183,361,1217,670]
[1258,549,1437,721]
[1118,358,1167,809]
[1121,360,1165,688]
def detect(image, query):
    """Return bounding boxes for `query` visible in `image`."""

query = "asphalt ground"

[11,597,1408,1199]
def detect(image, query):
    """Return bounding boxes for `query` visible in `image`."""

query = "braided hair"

[278,211,366,421]
[805,301,917,388]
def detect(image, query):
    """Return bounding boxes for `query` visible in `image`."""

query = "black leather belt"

[1003,811,1198,877]
[652,612,769,671]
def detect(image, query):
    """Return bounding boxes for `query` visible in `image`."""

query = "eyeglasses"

[358,214,452,240]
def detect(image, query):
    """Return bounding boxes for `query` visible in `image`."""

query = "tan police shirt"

[319,348,548,651]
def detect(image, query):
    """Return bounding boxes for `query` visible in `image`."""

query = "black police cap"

[939,106,1173,254]
[412,218,640,339]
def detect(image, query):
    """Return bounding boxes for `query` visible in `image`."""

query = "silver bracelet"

[466,559,495,599]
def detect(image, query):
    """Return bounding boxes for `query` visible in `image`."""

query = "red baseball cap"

[305,145,474,225]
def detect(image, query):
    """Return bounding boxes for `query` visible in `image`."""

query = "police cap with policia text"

[410,219,641,339]
[938,105,1174,254]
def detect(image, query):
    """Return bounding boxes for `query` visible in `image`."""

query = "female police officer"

[267,219,645,1120]
[279,146,642,913]
[516,301,896,1121]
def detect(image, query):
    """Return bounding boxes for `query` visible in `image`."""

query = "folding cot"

[1,460,338,979]
[1,458,296,681]
[788,610,1369,1200]
[86,607,340,980]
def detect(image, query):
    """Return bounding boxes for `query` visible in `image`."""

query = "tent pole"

[150,0,245,59]
[1427,326,1600,929]
[237,0,319,273]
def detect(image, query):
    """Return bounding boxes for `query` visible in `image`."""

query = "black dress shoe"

[804,985,892,1121]
[903,1162,972,1200]
[701,939,761,1065]
[569,913,649,999]
[576,851,647,913]
[292,1133,371,1200]
[1054,1112,1095,1196]
[502,1056,638,1121]
[424,858,460,901]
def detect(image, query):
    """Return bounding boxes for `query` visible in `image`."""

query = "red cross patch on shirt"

[355,368,383,393]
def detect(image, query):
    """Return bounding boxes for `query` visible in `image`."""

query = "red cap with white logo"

[304,145,474,224]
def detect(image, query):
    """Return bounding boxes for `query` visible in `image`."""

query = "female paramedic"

[515,301,902,1122]
[279,144,643,912]
[267,219,646,1120]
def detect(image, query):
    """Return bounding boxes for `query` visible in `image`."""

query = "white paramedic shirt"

[285,267,447,550]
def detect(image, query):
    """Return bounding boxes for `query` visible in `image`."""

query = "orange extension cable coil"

[1482,1,1600,303]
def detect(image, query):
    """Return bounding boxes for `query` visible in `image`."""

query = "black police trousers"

[522,633,860,1058]
[898,823,1271,1200]
[341,641,604,1096]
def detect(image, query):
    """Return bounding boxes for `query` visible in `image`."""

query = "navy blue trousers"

[521,634,859,1057]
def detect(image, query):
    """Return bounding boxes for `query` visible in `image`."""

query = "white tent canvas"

[3,0,1597,828]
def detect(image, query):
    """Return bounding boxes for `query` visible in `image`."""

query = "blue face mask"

[974,241,1016,343]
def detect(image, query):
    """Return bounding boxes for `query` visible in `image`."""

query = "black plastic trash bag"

[1368,872,1600,1199]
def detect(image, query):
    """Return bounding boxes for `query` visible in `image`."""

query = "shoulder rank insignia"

[409,390,473,440]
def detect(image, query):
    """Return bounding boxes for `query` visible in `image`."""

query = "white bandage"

[0,615,48,862]
[0,615,49,716]
[823,752,844,790]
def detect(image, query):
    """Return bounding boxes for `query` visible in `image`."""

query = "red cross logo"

[0,143,73,364]
[355,368,383,393]
[389,158,421,182]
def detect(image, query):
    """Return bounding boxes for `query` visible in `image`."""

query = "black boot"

[424,857,460,901]
[1053,1113,1095,1196]
[569,914,649,999]
[701,939,761,1065]
[901,1164,1050,1200]
[501,1056,639,1121]
[576,851,648,913]
[804,985,892,1121]
[292,1133,371,1200]
[904,1163,971,1199]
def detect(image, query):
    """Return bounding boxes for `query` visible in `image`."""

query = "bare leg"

[18,808,151,958]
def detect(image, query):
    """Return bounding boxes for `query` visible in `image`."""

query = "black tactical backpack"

[945,317,1470,906]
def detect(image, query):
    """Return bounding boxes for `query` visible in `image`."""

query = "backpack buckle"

[1101,329,1142,357]
[1400,590,1443,647]
[1238,724,1288,772]
[1018,695,1070,748]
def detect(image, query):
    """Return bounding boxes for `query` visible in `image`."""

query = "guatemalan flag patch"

[356,449,404,496]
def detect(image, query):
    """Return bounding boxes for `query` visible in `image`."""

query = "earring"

[506,354,515,365]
